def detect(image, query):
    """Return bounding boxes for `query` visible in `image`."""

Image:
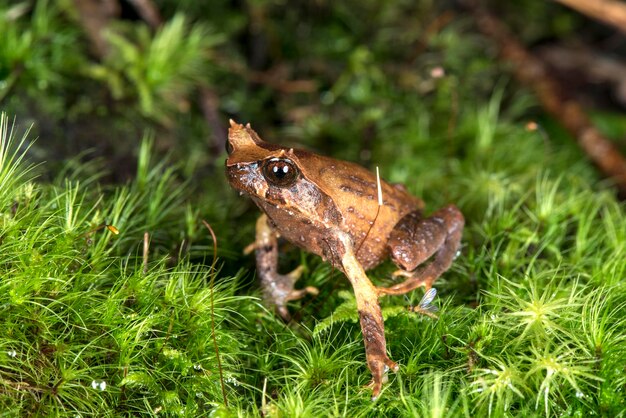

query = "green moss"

[2,64,626,415]
[1,1,625,415]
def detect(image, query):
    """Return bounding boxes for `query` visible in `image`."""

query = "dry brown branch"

[72,0,120,58]
[538,45,626,107]
[245,66,318,94]
[554,0,626,35]
[73,0,227,155]
[471,7,626,196]
[126,0,226,155]
[127,0,163,29]
[199,86,227,154]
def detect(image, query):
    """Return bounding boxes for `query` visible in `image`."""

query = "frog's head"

[225,119,298,196]
[225,120,331,222]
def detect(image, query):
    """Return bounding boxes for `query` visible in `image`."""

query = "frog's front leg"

[337,233,398,401]
[378,205,464,296]
[252,214,318,320]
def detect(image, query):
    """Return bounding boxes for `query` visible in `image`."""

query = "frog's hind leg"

[336,233,398,401]
[252,214,318,320]
[378,205,464,296]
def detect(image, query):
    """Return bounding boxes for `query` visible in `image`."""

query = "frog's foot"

[253,215,316,321]
[378,270,431,296]
[367,355,399,401]
[286,265,305,281]
[281,265,317,298]
[379,205,464,296]
[266,269,318,321]
[274,286,319,320]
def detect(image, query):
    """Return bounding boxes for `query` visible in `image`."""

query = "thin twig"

[245,69,317,93]
[355,167,383,258]
[554,0,626,36]
[142,231,149,275]
[202,220,228,407]
[470,5,626,197]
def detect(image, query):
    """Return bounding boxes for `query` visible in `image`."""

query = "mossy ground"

[2,1,626,417]
[2,89,625,416]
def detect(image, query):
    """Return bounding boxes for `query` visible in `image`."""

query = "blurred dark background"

[1,0,625,184]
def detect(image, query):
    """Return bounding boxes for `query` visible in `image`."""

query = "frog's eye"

[262,158,299,187]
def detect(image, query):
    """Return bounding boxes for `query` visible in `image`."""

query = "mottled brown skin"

[225,120,464,400]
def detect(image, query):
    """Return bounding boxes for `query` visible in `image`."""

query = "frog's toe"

[285,285,319,302]
[385,358,399,373]
[369,357,397,400]
[368,378,383,402]
[277,305,291,322]
[243,241,257,255]
[377,273,432,296]
[391,269,413,279]
[366,356,393,401]
[380,269,432,295]
[286,265,305,281]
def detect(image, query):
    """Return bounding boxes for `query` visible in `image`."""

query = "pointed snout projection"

[227,119,263,155]
[225,120,280,165]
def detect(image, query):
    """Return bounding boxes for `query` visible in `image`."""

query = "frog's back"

[295,151,422,269]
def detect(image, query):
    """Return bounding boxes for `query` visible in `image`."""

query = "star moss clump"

[0,114,258,416]
[1,83,626,417]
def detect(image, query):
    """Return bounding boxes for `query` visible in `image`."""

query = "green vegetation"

[1,0,626,416]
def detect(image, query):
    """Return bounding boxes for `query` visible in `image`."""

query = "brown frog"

[225,120,464,400]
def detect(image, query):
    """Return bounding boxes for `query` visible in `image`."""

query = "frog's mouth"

[225,162,268,198]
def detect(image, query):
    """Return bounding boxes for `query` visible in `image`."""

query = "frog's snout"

[225,163,244,189]
[226,162,265,198]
